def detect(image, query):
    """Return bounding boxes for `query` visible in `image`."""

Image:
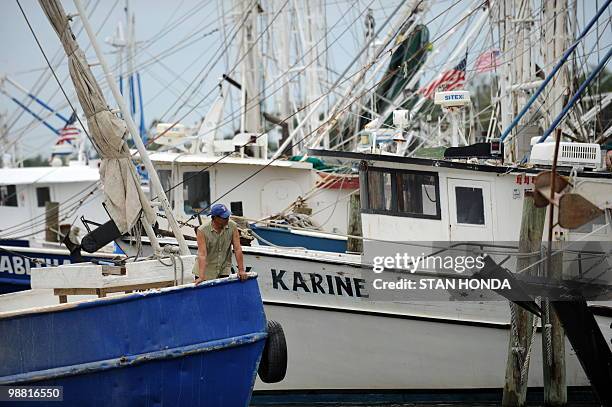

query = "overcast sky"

[1,0,609,160]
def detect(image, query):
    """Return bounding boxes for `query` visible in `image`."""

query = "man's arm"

[195,229,208,285]
[232,228,247,281]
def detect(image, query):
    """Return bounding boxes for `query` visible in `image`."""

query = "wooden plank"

[54,288,98,296]
[98,281,175,296]
[54,281,175,303]
[101,265,126,276]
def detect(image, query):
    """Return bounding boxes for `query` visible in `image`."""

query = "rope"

[0,246,44,265]
[248,228,307,251]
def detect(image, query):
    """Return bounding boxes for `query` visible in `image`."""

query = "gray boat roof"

[308,148,612,180]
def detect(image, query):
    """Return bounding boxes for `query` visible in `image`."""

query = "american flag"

[474,49,500,73]
[57,112,80,145]
[419,57,466,99]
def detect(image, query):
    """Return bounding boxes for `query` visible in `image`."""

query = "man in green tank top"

[193,203,247,284]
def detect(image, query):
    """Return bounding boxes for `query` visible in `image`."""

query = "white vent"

[560,144,598,162]
[530,142,602,169]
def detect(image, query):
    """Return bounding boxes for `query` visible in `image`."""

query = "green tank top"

[193,219,237,280]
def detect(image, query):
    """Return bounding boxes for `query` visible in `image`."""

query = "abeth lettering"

[0,255,70,276]
[271,269,368,298]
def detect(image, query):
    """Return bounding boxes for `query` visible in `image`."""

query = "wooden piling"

[502,192,546,407]
[542,243,566,406]
[45,201,60,242]
[543,129,566,406]
[346,192,362,253]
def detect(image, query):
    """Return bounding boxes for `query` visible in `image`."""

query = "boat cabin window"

[362,167,440,219]
[157,170,174,208]
[183,171,210,215]
[36,187,51,207]
[454,186,485,225]
[0,185,18,207]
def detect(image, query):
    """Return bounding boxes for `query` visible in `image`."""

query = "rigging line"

[9,0,119,156]
[138,0,212,46]
[141,0,348,152]
[160,0,259,119]
[137,29,221,105]
[6,0,119,150]
[111,2,241,81]
[0,187,102,241]
[143,0,378,168]
[0,181,101,238]
[383,0,578,125]
[155,0,187,35]
[161,0,367,126]
[7,18,213,150]
[168,0,274,119]
[149,0,489,201]
[10,13,241,146]
[514,221,612,277]
[11,8,380,239]
[96,1,237,84]
[129,23,224,76]
[160,0,390,150]
[6,0,101,134]
[5,0,94,127]
[0,186,102,240]
[9,0,211,143]
[16,0,99,157]
[330,0,487,127]
[179,45,457,228]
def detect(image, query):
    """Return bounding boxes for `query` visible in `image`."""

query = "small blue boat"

[250,224,348,253]
[0,276,268,406]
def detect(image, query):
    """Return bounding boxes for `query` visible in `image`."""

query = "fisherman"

[193,203,247,285]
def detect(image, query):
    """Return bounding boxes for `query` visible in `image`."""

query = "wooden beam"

[54,281,175,303]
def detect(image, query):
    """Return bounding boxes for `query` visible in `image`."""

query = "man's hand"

[237,268,248,282]
[195,277,205,286]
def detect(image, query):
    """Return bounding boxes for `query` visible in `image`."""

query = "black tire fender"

[257,320,287,383]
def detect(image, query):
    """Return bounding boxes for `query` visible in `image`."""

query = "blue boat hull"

[0,277,267,406]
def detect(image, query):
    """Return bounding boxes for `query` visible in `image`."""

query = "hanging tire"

[257,320,287,383]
